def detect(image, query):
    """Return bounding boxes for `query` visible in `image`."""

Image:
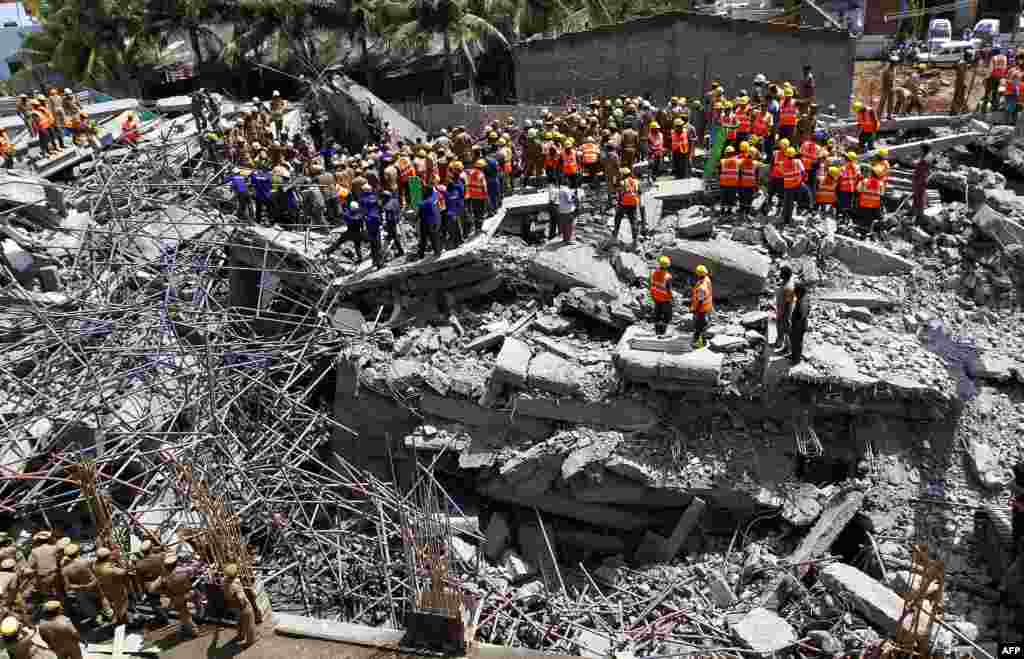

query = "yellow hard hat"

[0,559,14,570]
[784,88,794,97]
[724,101,733,109]
[917,63,926,70]
[64,543,80,557]
[828,166,840,178]
[846,151,858,161]
[565,138,575,147]
[658,256,671,268]
[878,147,889,158]
[778,138,790,150]
[620,167,630,175]
[224,563,239,578]
[488,131,498,139]
[43,600,62,612]
[475,159,486,168]
[544,131,553,139]
[416,150,426,157]
[786,147,797,157]
[724,146,736,154]
[497,138,507,146]
[0,617,18,637]
[673,118,684,127]
[739,96,749,104]
[695,264,709,277]
[852,101,864,111]
[739,141,750,152]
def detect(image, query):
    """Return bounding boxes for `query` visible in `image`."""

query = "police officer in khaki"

[94,548,132,625]
[0,532,17,563]
[153,555,196,638]
[37,600,82,659]
[133,541,169,625]
[25,531,63,610]
[60,544,109,625]
[0,616,38,659]
[0,558,18,618]
[223,564,256,646]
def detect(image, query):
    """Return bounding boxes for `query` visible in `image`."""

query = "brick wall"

[389,103,560,135]
[514,11,856,112]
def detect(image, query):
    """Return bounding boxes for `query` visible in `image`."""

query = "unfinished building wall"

[514,12,855,112]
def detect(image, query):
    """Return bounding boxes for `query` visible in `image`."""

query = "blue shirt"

[344,202,362,227]
[484,157,499,180]
[250,171,273,201]
[229,175,248,195]
[445,181,465,216]
[382,195,401,225]
[320,147,335,161]
[359,191,381,228]
[419,192,440,226]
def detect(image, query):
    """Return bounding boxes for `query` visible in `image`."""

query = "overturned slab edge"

[827,113,971,133]
[859,132,983,162]
[275,613,581,659]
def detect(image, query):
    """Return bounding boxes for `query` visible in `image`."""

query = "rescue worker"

[417,184,443,259]
[323,199,364,261]
[816,165,840,217]
[580,136,601,187]
[670,118,691,179]
[799,65,816,105]
[93,547,132,626]
[1005,69,1021,124]
[853,100,879,152]
[465,159,489,233]
[762,137,789,216]
[0,534,14,564]
[788,282,810,365]
[120,112,140,148]
[357,183,384,269]
[46,89,66,151]
[837,151,861,222]
[879,57,897,118]
[988,47,1008,108]
[903,64,926,115]
[857,163,886,236]
[249,163,274,226]
[381,189,404,257]
[222,564,256,646]
[778,87,799,141]
[0,128,14,169]
[912,144,932,222]
[0,616,36,659]
[526,128,544,184]
[443,162,465,248]
[799,135,821,203]
[16,94,34,136]
[601,130,622,198]
[190,91,207,132]
[560,138,579,191]
[270,90,288,140]
[542,132,559,185]
[37,600,82,659]
[60,89,80,132]
[649,255,674,336]
[60,544,105,627]
[302,164,326,227]
[549,178,578,243]
[718,145,740,215]
[796,103,817,145]
[738,145,759,218]
[691,264,713,349]
[647,121,665,180]
[613,167,642,244]
[772,265,796,353]
[780,147,805,225]
[31,98,53,156]
[154,555,195,638]
[875,147,891,181]
[25,531,62,612]
[752,102,774,161]
[734,96,751,146]
[133,541,168,626]
[0,559,16,618]
[951,59,969,115]
[621,122,639,169]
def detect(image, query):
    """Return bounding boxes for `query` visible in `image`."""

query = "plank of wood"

[274,613,405,647]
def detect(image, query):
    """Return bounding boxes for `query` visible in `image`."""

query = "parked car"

[914,40,976,65]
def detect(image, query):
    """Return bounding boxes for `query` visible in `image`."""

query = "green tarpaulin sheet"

[703,125,726,182]
[407,176,423,208]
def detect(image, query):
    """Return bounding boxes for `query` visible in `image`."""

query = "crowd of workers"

[0,529,257,658]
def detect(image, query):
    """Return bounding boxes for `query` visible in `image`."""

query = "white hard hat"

[63,88,72,95]
[754,73,767,84]
[349,201,359,210]
[252,97,259,103]
[273,90,280,96]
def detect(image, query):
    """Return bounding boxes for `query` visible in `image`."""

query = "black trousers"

[789,321,807,363]
[386,219,404,255]
[653,301,673,335]
[254,197,273,225]
[235,192,252,222]
[720,187,737,210]
[649,153,663,179]
[418,221,441,258]
[50,126,64,149]
[1014,510,1024,555]
[443,211,464,248]
[738,187,754,213]
[781,187,797,224]
[548,203,559,239]
[367,227,383,268]
[693,312,709,346]
[613,205,638,241]
[673,152,690,178]
[467,198,487,231]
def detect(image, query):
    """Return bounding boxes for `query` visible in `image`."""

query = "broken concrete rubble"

[614,325,722,390]
[661,238,771,298]
[529,242,621,293]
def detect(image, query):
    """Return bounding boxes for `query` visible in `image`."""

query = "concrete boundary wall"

[514,11,856,113]
[389,103,560,136]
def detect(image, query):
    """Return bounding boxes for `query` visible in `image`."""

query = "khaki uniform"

[3,627,38,659]
[0,568,17,616]
[526,138,543,179]
[61,94,81,120]
[47,94,66,131]
[27,544,63,602]
[0,546,17,563]
[224,577,256,645]
[153,566,194,633]
[37,614,82,659]
[61,556,109,620]
[621,128,639,168]
[94,561,130,625]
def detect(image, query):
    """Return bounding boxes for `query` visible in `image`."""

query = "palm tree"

[144,0,228,72]
[377,0,509,102]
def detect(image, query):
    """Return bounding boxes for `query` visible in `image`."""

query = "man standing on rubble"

[788,282,811,364]
[133,541,169,626]
[613,167,642,244]
[270,91,288,140]
[691,264,712,348]
[912,144,931,222]
[951,59,969,116]
[249,163,274,226]
[222,564,256,647]
[772,266,796,354]
[60,544,105,627]
[417,184,443,259]
[154,556,195,638]
[650,256,673,336]
[94,548,132,626]
[191,91,207,132]
[879,58,897,118]
[549,178,578,243]
[38,600,82,659]
[26,531,62,614]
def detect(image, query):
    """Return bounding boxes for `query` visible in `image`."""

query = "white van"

[972,18,1000,46]
[928,18,952,46]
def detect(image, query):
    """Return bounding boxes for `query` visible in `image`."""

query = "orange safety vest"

[466,169,487,199]
[858,108,879,134]
[800,141,819,173]
[736,108,751,133]
[648,131,664,155]
[752,112,772,137]
[1006,78,1019,96]
[859,177,883,208]
[816,175,838,205]
[719,157,739,188]
[561,148,578,175]
[770,151,785,179]
[32,109,51,130]
[992,54,1008,78]
[502,147,513,174]
[878,160,891,180]
[739,158,758,189]
[621,177,640,207]
[650,269,672,303]
[671,129,689,154]
[838,162,860,192]
[414,157,427,175]
[779,100,798,127]
[543,142,558,169]
[397,157,413,180]
[783,158,803,190]
[725,112,737,140]
[434,184,447,211]
[581,142,599,164]
[691,277,712,313]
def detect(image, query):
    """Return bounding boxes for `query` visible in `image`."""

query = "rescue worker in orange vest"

[465,159,489,234]
[120,112,141,148]
[780,147,805,225]
[874,148,891,182]
[543,132,560,185]
[857,163,886,236]
[670,118,691,179]
[718,145,740,215]
[853,100,879,152]
[738,143,759,219]
[752,104,774,163]
[988,47,1008,109]
[647,121,665,180]
[815,165,840,217]
[561,137,580,189]
[721,101,738,147]
[0,129,14,169]
[614,167,642,245]
[734,96,751,146]
[650,255,674,337]
[31,98,54,156]
[1004,70,1020,123]
[778,88,799,141]
[837,151,861,222]
[691,264,713,348]
[799,135,821,200]
[762,137,790,216]
[580,136,601,187]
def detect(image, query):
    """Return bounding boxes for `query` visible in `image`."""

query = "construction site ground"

[853,61,987,114]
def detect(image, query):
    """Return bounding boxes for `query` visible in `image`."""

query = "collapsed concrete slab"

[323,73,426,145]
[652,178,704,202]
[831,236,917,276]
[973,204,1024,246]
[529,242,621,294]
[527,352,581,396]
[419,392,551,440]
[857,132,984,162]
[828,114,969,133]
[729,608,797,654]
[511,393,658,431]
[819,563,904,635]
[815,290,898,310]
[614,325,723,390]
[560,287,635,330]
[661,238,770,298]
[493,337,532,388]
[480,480,659,531]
